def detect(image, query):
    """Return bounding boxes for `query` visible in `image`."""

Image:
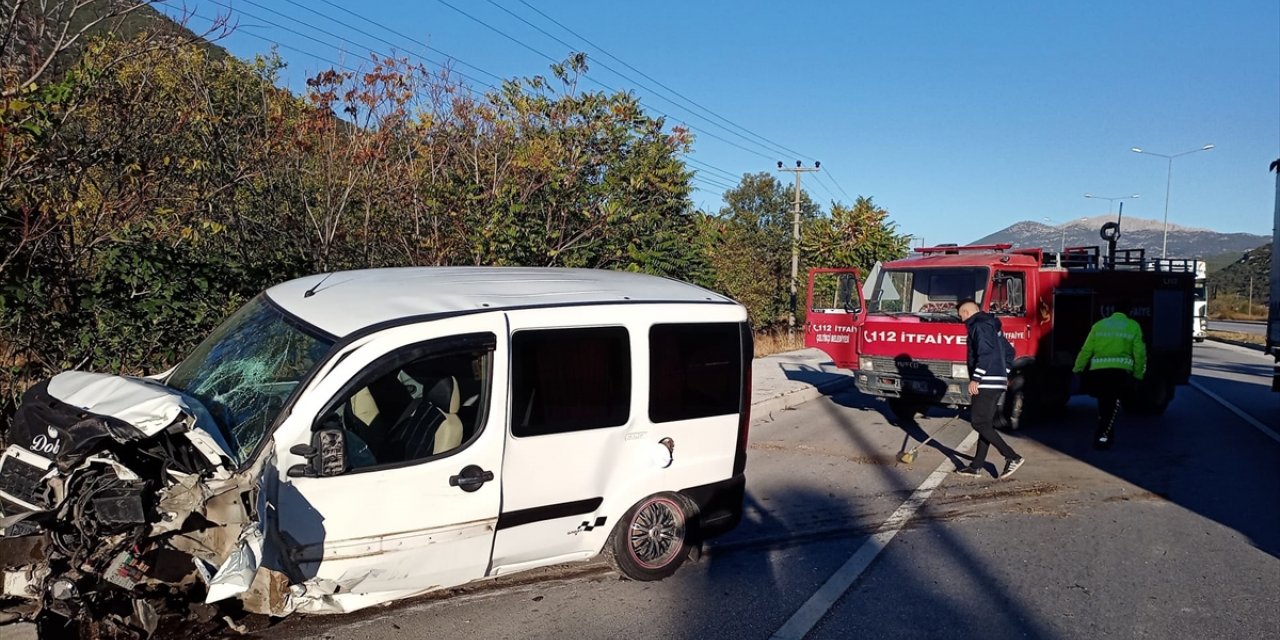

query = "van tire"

[607,492,695,581]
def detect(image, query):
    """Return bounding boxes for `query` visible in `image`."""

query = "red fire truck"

[805,234,1196,426]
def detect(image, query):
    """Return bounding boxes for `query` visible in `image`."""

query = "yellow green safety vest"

[1073,312,1147,380]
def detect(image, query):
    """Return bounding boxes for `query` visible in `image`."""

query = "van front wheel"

[608,493,695,581]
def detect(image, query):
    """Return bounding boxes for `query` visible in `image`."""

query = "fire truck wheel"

[1001,389,1025,431]
[1031,372,1071,415]
[1126,376,1174,416]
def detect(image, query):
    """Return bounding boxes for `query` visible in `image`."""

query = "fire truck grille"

[866,357,954,379]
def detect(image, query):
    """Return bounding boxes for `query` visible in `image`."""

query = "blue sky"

[170,1,1279,244]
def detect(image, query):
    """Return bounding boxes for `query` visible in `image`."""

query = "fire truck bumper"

[853,372,971,406]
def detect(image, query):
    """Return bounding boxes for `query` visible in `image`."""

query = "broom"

[896,414,962,464]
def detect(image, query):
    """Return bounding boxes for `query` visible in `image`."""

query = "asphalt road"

[264,342,1279,640]
[1208,320,1267,336]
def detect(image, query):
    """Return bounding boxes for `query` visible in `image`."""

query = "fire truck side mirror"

[838,275,861,314]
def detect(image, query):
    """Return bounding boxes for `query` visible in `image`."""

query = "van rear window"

[649,323,742,423]
[511,327,631,437]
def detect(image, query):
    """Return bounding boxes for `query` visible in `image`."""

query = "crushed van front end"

[0,374,260,638]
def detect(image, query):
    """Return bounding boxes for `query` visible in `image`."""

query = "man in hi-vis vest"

[1073,304,1147,449]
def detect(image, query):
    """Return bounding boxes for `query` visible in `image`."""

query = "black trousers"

[969,389,1018,467]
[1083,369,1135,445]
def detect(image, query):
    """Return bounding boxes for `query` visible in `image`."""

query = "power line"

[435,0,561,65]
[431,0,781,162]
[692,176,737,192]
[820,167,853,201]
[191,9,742,201]
[183,9,362,74]
[268,0,786,169]
[806,154,852,201]
[514,0,815,164]
[311,0,506,85]
[485,0,795,163]
[683,157,740,183]
[303,1,741,184]
[283,0,504,86]
[181,3,756,199]
[691,170,737,187]
[808,170,839,204]
[813,170,847,204]
[206,0,501,93]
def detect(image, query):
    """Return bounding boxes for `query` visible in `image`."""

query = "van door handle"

[449,465,494,492]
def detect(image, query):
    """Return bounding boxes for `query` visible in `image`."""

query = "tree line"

[0,6,908,417]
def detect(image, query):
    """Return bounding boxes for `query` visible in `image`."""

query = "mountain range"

[972,215,1269,269]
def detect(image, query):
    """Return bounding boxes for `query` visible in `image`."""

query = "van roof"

[267,267,738,337]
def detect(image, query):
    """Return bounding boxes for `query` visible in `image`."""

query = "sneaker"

[999,456,1025,479]
[955,466,983,477]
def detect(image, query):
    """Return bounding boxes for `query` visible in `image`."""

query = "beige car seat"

[428,376,464,455]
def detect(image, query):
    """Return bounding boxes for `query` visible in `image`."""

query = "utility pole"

[1248,275,1254,318]
[777,160,820,336]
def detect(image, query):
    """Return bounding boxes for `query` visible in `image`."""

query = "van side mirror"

[286,428,348,478]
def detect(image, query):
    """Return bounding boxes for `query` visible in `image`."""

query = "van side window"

[649,323,742,423]
[317,342,492,470]
[511,327,631,437]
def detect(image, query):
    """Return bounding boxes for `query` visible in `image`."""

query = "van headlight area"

[0,267,753,637]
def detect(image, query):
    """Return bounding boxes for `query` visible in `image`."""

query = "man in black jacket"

[956,299,1025,479]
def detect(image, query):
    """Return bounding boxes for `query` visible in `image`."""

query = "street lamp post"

[1044,216,1089,266]
[1131,144,1214,258]
[1083,192,1140,217]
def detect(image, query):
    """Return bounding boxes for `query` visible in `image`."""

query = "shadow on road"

[1024,371,1280,560]
[695,357,1280,638]
[779,358,974,471]
[1190,359,1272,378]
[675,393,1062,639]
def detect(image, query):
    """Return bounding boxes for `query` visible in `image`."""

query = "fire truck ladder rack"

[1043,246,1159,271]
[914,243,1013,255]
[1148,258,1200,273]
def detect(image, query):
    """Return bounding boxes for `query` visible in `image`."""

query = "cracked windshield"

[867,268,988,315]
[165,296,333,462]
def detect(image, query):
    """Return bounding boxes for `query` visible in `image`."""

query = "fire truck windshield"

[866,267,989,317]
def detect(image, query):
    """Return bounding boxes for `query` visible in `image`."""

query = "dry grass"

[1212,312,1268,322]
[1207,330,1265,347]
[753,330,806,357]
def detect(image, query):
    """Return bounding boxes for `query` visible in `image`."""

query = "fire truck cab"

[806,241,1196,427]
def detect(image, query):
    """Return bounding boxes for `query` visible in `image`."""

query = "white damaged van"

[0,267,751,633]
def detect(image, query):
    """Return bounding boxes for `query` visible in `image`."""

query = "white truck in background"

[1268,159,1278,391]
[1193,260,1208,342]
[1151,258,1207,342]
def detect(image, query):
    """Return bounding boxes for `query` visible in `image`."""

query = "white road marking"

[769,430,980,640]
[1189,380,1280,446]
